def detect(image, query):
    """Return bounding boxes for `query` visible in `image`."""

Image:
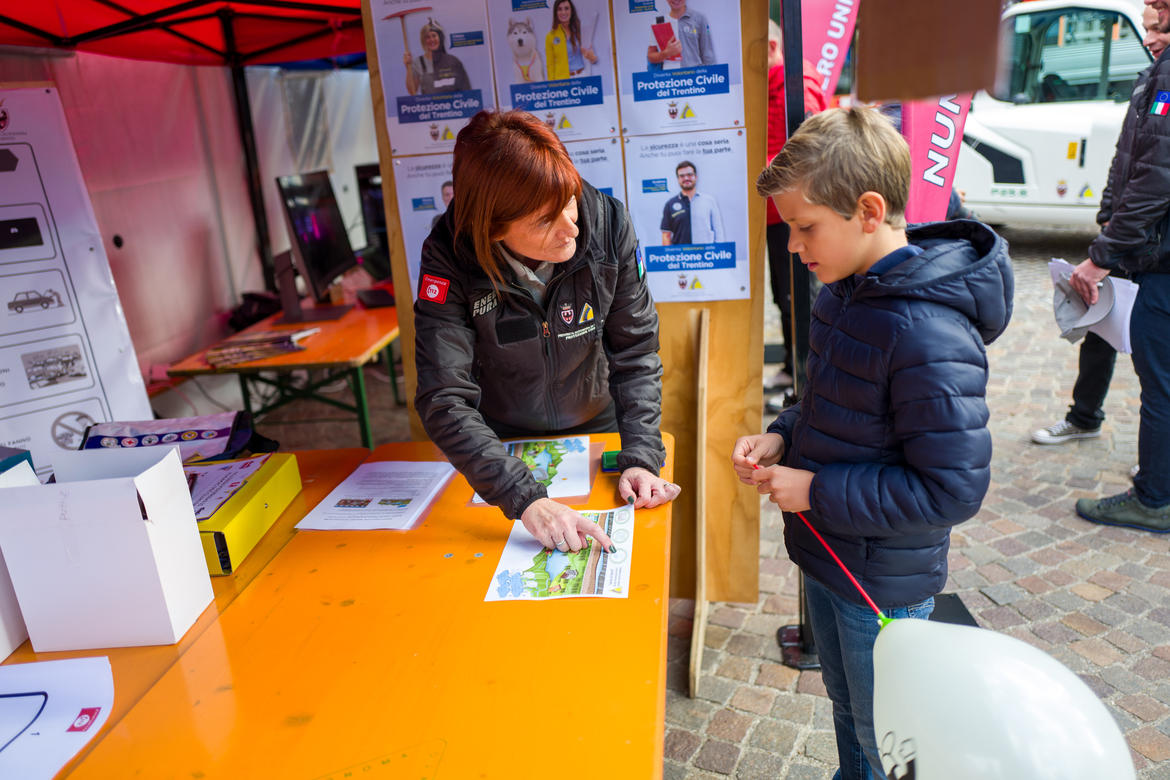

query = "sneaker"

[1130,463,1140,480]
[1076,489,1170,533]
[765,389,796,414]
[764,369,793,392]
[1030,419,1101,445]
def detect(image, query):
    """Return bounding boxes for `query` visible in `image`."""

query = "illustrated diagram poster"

[486,504,634,600]
[372,0,495,156]
[472,435,591,504]
[0,656,113,779]
[391,153,454,299]
[624,128,748,302]
[0,88,151,479]
[486,0,619,142]
[613,0,743,135]
[565,137,626,204]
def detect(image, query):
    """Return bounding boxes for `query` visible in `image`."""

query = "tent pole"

[220,8,277,293]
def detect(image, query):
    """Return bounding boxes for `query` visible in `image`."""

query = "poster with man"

[565,137,626,203]
[373,0,495,156]
[391,153,455,298]
[487,0,620,141]
[613,0,743,135]
[623,129,748,302]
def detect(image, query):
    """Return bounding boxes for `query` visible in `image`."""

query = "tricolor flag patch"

[1152,91,1170,116]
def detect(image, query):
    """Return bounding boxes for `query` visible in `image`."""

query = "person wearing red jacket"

[766,18,828,399]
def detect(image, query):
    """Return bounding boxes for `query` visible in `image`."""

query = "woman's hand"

[731,433,785,483]
[521,497,615,553]
[583,46,598,64]
[749,466,813,512]
[618,467,681,508]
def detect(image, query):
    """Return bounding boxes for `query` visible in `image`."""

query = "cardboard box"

[0,458,35,661]
[198,454,301,575]
[0,447,213,652]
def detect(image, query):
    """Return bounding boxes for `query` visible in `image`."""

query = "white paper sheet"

[471,436,591,505]
[183,454,271,521]
[1047,258,1136,353]
[296,461,456,530]
[0,657,113,778]
[486,505,634,601]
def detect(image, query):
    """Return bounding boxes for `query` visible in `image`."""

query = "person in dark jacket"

[1031,5,1169,448]
[1073,0,1170,533]
[415,109,680,555]
[732,108,1013,780]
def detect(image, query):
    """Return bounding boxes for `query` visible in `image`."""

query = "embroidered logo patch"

[1151,91,1170,116]
[560,302,574,325]
[420,274,450,304]
[578,303,594,324]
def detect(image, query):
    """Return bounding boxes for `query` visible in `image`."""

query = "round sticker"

[181,431,198,440]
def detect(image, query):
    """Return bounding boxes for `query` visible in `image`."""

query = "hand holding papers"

[486,504,635,601]
[296,461,456,531]
[1048,258,1137,353]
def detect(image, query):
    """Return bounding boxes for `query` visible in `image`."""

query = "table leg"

[383,344,403,406]
[352,366,372,449]
[238,374,253,416]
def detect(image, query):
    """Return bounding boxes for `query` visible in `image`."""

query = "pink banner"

[799,0,861,98]
[902,94,972,223]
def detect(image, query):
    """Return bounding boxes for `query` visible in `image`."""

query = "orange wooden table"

[64,433,673,779]
[2,448,370,777]
[168,301,401,448]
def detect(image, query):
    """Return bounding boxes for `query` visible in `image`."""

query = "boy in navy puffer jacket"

[731,107,1013,780]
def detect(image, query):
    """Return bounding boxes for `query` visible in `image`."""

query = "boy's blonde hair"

[756,107,911,227]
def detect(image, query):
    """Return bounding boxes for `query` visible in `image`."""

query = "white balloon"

[873,618,1134,780]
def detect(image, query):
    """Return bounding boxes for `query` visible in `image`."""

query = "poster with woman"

[622,129,748,302]
[486,0,619,142]
[565,137,626,203]
[612,0,743,136]
[391,153,454,298]
[373,0,495,156]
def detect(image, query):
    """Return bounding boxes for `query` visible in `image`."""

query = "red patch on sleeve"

[419,274,450,304]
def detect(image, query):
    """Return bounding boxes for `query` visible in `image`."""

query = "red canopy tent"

[0,1,367,289]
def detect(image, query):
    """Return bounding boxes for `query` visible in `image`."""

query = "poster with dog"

[390,153,454,299]
[372,0,495,156]
[612,0,743,136]
[622,129,748,302]
[565,137,625,205]
[487,0,619,142]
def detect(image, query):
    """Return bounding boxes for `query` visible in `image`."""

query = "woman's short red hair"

[452,110,582,289]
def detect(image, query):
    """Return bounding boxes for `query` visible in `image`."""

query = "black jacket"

[768,220,1014,607]
[1090,49,1170,275]
[414,182,664,520]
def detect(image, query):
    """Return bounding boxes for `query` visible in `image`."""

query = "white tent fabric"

[0,49,379,375]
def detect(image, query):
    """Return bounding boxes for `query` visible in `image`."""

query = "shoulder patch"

[1151,91,1170,116]
[420,274,450,303]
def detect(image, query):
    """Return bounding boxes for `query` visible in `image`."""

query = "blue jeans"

[1131,273,1170,508]
[804,574,934,780]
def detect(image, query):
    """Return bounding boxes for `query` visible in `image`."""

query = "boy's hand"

[731,433,785,483]
[749,466,813,512]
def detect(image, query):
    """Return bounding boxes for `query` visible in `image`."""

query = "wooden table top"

[2,449,372,778]
[168,302,399,376]
[64,434,673,779]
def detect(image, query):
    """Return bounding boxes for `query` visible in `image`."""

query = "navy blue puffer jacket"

[768,220,1014,607]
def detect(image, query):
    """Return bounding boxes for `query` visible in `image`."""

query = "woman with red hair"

[414,110,679,554]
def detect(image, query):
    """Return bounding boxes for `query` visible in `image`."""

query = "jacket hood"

[848,219,1014,345]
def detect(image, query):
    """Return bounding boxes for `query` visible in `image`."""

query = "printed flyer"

[623,128,748,301]
[486,0,619,141]
[486,504,634,600]
[391,153,454,298]
[613,0,743,135]
[565,137,626,203]
[372,0,495,155]
[472,435,591,504]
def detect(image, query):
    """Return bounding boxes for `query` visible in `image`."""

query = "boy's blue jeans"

[804,575,935,780]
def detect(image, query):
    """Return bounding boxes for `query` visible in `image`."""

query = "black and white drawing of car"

[7,290,58,313]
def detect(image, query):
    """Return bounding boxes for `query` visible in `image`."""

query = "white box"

[0,447,213,652]
[0,459,35,661]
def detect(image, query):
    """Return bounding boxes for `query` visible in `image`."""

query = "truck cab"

[954,0,1151,227]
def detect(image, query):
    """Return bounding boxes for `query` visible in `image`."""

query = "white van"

[954,0,1152,227]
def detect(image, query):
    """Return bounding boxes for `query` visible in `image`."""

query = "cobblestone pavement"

[665,227,1170,779]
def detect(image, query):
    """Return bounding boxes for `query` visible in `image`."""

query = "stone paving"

[664,226,1170,779]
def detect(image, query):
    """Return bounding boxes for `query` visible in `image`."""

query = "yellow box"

[199,454,301,575]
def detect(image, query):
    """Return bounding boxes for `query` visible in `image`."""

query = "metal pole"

[220,8,277,292]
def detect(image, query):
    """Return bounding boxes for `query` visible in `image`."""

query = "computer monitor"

[274,170,356,323]
[354,163,392,281]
